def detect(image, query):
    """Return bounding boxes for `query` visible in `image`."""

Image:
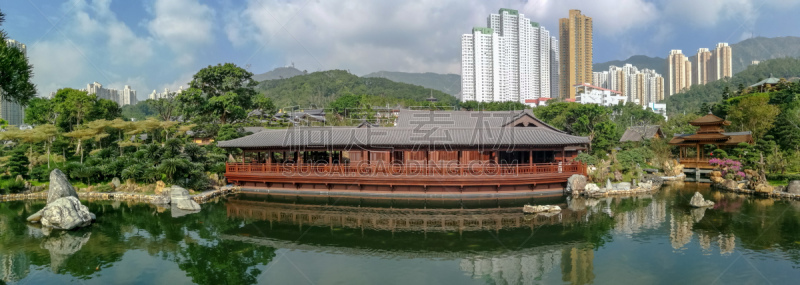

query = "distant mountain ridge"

[255,70,458,108]
[252,66,306,81]
[593,36,800,76]
[363,71,461,97]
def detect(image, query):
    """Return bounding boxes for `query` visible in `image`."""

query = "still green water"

[2,183,800,285]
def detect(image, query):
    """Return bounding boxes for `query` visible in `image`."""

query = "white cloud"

[147,0,214,64]
[523,0,659,36]
[29,40,88,96]
[225,0,665,75]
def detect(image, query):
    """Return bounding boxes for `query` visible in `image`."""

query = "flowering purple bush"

[709,158,745,180]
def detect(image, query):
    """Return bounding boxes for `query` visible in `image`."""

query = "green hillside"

[256,70,459,108]
[362,71,461,96]
[252,66,305,81]
[727,36,800,73]
[664,57,800,115]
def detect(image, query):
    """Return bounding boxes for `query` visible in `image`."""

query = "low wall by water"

[0,186,241,204]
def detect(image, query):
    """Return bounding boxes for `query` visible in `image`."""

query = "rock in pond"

[47,169,78,204]
[689,192,715,208]
[170,185,201,211]
[39,197,96,230]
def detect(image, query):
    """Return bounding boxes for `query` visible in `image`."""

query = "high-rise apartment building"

[694,48,711,85]
[550,37,560,98]
[83,82,137,106]
[666,50,692,96]
[122,85,137,106]
[461,8,556,103]
[593,64,664,106]
[711,43,732,80]
[1,39,27,126]
[592,71,609,89]
[558,9,593,100]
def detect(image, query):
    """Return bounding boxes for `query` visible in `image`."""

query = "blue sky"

[2,0,799,100]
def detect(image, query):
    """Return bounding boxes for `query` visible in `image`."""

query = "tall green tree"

[24,97,58,125]
[180,63,257,125]
[727,95,780,141]
[53,88,95,132]
[0,9,37,105]
[88,98,122,121]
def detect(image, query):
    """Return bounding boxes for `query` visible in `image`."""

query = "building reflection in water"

[459,248,561,285]
[227,194,602,285]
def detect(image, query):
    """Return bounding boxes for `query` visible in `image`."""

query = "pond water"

[2,183,800,284]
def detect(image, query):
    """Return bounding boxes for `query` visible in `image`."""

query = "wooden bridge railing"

[226,162,586,177]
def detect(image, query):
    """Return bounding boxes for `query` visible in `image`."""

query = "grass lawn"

[769,179,789,186]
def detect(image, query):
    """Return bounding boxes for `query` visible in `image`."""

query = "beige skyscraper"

[667,50,692,96]
[711,43,732,80]
[558,9,593,100]
[694,48,712,85]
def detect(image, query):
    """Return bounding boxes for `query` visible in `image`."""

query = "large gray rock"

[47,169,78,204]
[38,197,95,230]
[170,185,201,212]
[787,180,800,194]
[689,192,715,208]
[567,174,587,192]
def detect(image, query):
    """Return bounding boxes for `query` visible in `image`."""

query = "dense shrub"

[574,153,598,165]
[0,179,25,194]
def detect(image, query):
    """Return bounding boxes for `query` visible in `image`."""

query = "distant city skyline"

[82,82,138,107]
[2,0,798,100]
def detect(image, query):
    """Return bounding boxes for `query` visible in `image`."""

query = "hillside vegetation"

[252,66,305,81]
[256,70,459,108]
[362,71,461,96]
[664,57,800,115]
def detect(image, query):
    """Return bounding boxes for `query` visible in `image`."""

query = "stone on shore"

[722,179,737,191]
[567,174,587,192]
[755,184,774,194]
[155,181,167,195]
[47,169,78,204]
[689,192,715,208]
[111,177,121,189]
[613,182,632,191]
[39,197,96,230]
[787,180,800,194]
[585,183,600,193]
